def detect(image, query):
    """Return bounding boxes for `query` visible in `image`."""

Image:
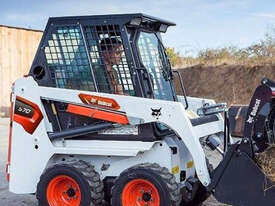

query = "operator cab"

[29,13,176,101]
[28,13,178,139]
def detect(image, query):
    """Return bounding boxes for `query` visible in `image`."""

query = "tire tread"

[36,160,104,206]
[111,163,182,206]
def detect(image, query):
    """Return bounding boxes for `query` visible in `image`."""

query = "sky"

[1,0,275,56]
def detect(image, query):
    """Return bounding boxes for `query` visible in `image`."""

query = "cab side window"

[45,26,96,91]
[44,25,136,96]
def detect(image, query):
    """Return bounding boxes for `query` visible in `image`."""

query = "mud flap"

[210,144,275,206]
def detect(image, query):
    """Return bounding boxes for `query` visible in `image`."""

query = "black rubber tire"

[261,105,275,150]
[36,160,104,206]
[181,159,213,206]
[183,185,210,206]
[267,106,275,140]
[111,163,182,206]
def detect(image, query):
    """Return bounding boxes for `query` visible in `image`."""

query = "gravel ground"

[0,118,226,206]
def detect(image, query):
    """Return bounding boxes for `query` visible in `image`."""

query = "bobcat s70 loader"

[6,13,275,206]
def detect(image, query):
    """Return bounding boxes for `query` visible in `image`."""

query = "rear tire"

[111,163,182,206]
[36,160,104,206]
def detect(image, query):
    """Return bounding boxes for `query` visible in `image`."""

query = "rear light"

[272,91,275,96]
[13,96,43,134]
[6,164,10,182]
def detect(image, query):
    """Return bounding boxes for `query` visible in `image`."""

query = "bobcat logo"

[246,99,261,124]
[151,108,162,120]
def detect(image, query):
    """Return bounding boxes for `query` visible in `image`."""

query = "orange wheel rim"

[46,175,81,206]
[122,179,160,206]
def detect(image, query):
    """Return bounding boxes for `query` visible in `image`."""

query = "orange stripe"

[67,104,129,125]
[6,100,13,182]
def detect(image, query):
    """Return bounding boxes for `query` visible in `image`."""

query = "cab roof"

[48,13,176,30]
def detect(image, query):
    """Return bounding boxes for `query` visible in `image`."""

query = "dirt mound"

[256,145,275,182]
[175,64,275,106]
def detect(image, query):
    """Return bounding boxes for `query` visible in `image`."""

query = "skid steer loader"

[5,13,275,206]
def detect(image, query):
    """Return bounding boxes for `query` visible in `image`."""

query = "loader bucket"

[208,78,275,206]
[210,143,275,206]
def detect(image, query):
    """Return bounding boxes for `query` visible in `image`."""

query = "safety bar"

[48,122,113,140]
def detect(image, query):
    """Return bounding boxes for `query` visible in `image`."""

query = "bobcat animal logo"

[151,108,162,120]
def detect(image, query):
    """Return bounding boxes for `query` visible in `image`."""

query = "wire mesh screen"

[44,26,96,91]
[44,24,135,96]
[84,25,135,96]
[137,32,174,101]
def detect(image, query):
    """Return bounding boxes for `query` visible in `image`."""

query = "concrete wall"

[0,25,43,116]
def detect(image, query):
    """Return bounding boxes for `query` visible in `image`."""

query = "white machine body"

[7,77,224,194]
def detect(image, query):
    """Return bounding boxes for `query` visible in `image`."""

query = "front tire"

[181,159,213,206]
[267,106,275,142]
[111,163,181,206]
[36,160,104,206]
